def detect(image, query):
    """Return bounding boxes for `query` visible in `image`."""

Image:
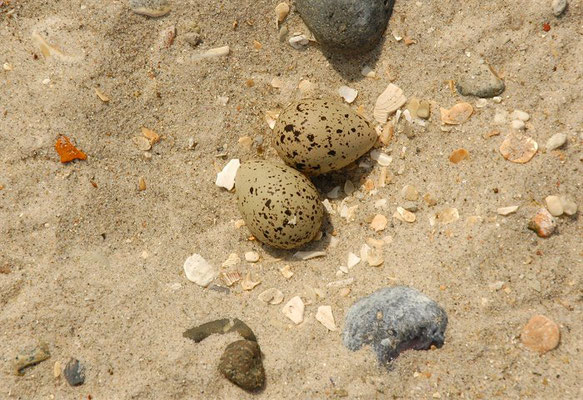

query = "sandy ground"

[1,0,582,398]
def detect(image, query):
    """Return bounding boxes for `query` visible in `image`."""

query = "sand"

[1,0,582,398]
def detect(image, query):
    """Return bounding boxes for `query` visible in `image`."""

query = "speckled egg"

[273,98,377,176]
[235,161,323,249]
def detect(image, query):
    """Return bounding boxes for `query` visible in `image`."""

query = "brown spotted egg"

[273,99,377,176]
[235,161,323,249]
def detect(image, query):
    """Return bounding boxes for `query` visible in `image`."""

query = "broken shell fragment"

[499,132,538,163]
[338,86,358,103]
[258,288,284,305]
[275,2,290,24]
[220,271,242,287]
[282,296,305,324]
[192,46,230,61]
[241,272,261,291]
[215,159,240,190]
[440,103,473,125]
[449,148,469,164]
[316,306,337,331]
[293,250,326,260]
[370,214,388,232]
[374,84,407,124]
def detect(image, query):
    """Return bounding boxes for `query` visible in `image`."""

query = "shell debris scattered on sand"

[282,296,305,324]
[215,159,240,190]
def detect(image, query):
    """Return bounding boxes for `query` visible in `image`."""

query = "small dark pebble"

[343,286,448,365]
[218,340,265,392]
[64,358,85,386]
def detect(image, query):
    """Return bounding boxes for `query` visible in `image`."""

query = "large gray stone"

[296,0,394,55]
[343,286,448,365]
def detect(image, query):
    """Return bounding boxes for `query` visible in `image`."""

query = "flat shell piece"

[220,271,242,287]
[347,252,361,269]
[521,315,560,354]
[258,288,284,305]
[222,253,241,268]
[241,272,261,291]
[370,214,388,231]
[338,86,358,103]
[215,159,240,190]
[192,46,230,61]
[497,205,519,216]
[437,208,459,224]
[316,305,337,331]
[184,254,217,287]
[282,296,305,324]
[141,127,160,144]
[94,88,110,102]
[440,103,473,125]
[449,148,469,163]
[499,132,538,163]
[133,136,152,151]
[293,250,326,260]
[374,84,407,124]
[183,318,257,342]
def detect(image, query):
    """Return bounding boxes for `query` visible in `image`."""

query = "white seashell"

[241,271,261,291]
[374,84,407,124]
[258,288,284,305]
[265,110,280,129]
[322,199,335,214]
[370,149,392,166]
[183,254,217,287]
[394,206,416,223]
[279,265,294,279]
[215,159,240,190]
[282,296,304,324]
[374,199,387,209]
[347,252,361,269]
[293,250,326,260]
[316,306,337,331]
[360,244,371,262]
[497,205,519,216]
[338,86,358,103]
[244,251,260,263]
[222,253,241,268]
[289,35,309,49]
[191,46,230,61]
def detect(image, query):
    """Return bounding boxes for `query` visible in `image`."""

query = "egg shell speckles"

[235,161,324,249]
[273,99,377,176]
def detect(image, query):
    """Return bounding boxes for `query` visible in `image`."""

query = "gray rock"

[295,0,394,55]
[343,286,448,365]
[64,358,85,386]
[456,64,505,98]
[552,0,568,17]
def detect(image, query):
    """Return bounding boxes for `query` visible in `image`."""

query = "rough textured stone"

[521,315,560,354]
[63,358,85,386]
[219,340,265,392]
[456,63,505,98]
[552,0,568,17]
[343,286,448,365]
[295,0,394,54]
[129,0,170,17]
[528,208,557,238]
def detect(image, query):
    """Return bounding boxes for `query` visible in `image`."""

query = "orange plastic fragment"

[55,135,87,163]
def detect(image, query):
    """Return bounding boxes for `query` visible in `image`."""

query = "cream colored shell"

[273,99,377,176]
[235,161,323,249]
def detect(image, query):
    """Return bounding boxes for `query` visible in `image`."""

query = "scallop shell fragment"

[440,103,473,125]
[499,132,538,163]
[221,271,242,287]
[374,84,407,124]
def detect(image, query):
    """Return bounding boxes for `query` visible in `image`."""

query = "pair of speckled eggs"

[236,99,378,249]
